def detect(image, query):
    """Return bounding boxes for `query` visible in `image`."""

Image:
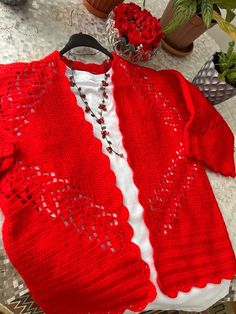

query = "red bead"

[85,106,90,113]
[98,104,107,111]
[103,92,108,99]
[119,153,124,158]
[101,130,109,138]
[96,117,104,124]
[81,94,86,99]
[106,147,113,154]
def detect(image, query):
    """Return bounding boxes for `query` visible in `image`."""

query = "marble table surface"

[0,0,235,307]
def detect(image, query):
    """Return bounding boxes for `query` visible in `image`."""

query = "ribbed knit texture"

[0,50,235,313]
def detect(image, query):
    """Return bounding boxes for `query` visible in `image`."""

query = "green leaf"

[212,10,236,39]
[201,0,214,28]
[219,72,226,80]
[226,40,235,57]
[173,0,188,5]
[225,9,236,22]
[227,71,236,83]
[164,0,197,34]
[213,0,236,10]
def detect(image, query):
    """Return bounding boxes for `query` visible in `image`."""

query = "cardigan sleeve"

[179,73,235,177]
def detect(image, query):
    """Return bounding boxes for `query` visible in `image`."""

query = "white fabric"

[66,66,230,312]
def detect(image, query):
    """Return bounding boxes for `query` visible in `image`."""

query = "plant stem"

[143,0,146,9]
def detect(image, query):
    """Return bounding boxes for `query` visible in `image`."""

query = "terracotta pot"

[160,0,217,56]
[83,0,124,19]
[161,39,194,57]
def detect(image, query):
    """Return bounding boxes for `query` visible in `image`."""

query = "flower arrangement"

[106,2,163,62]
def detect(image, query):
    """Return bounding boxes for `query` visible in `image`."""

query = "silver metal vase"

[192,53,236,106]
[0,0,26,5]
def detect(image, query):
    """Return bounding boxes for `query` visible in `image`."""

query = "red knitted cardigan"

[0,50,235,314]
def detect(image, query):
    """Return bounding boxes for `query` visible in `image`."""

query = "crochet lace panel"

[0,61,56,137]
[112,58,236,298]
[0,52,235,309]
[148,144,199,236]
[0,53,156,313]
[3,160,125,253]
[120,63,197,237]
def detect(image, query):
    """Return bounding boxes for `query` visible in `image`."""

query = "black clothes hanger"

[60,32,113,59]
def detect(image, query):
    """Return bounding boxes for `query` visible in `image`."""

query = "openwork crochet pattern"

[0,51,235,314]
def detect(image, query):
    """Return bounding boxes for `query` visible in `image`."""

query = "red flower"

[126,3,142,20]
[152,32,164,48]
[127,22,144,46]
[115,17,129,36]
[135,9,152,25]
[113,2,163,51]
[141,17,163,47]
[114,3,141,23]
[113,3,128,18]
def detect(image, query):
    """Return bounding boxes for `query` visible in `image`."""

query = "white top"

[66,65,230,312]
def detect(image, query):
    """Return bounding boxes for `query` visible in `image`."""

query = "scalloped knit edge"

[157,269,236,299]
[111,57,236,308]
[0,50,157,314]
[57,51,157,313]
[185,151,236,179]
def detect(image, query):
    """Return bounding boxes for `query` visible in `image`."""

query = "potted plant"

[160,0,236,57]
[193,41,236,105]
[83,0,124,19]
[106,2,163,62]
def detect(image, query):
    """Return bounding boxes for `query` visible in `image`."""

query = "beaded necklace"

[69,66,124,158]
